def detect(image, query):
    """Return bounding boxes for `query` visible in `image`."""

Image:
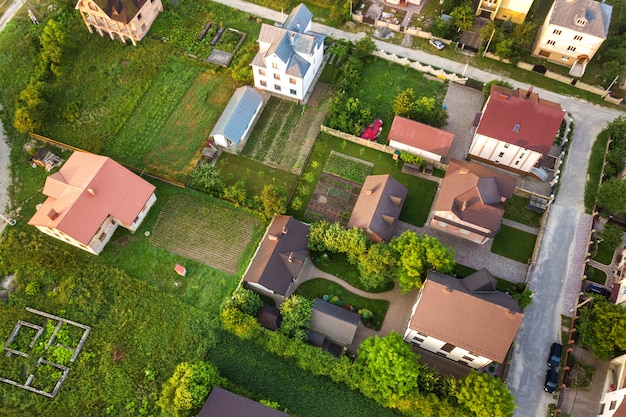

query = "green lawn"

[290,133,438,226]
[504,195,543,228]
[584,130,610,213]
[593,239,617,265]
[586,265,608,285]
[491,225,537,263]
[295,279,390,330]
[311,251,393,293]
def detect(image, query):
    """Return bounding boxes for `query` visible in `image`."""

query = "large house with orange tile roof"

[28,152,156,255]
[251,4,325,103]
[387,116,454,163]
[404,269,523,369]
[429,160,516,244]
[75,0,163,46]
[468,86,565,178]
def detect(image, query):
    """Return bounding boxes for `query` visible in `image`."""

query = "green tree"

[358,243,397,291]
[357,332,422,401]
[352,35,376,61]
[326,92,373,135]
[583,300,626,360]
[597,178,626,213]
[157,362,226,417]
[39,19,67,77]
[393,88,416,118]
[450,3,475,32]
[456,372,516,417]
[188,164,225,197]
[598,223,624,253]
[600,60,625,89]
[224,287,263,316]
[13,80,46,133]
[390,231,456,293]
[279,295,313,341]
[222,180,247,207]
[413,96,448,128]
[341,227,368,263]
[258,184,287,220]
[495,38,515,59]
[482,79,514,101]
[430,17,458,40]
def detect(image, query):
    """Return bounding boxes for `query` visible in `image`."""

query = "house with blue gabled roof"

[209,86,263,150]
[251,4,326,103]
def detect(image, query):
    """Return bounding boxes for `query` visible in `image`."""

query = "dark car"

[585,283,611,298]
[360,118,383,141]
[544,369,558,393]
[547,343,562,369]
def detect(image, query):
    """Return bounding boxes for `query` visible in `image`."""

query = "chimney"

[461,200,468,211]
[288,252,294,262]
[525,86,534,99]
[365,188,374,195]
[268,233,279,241]
[47,208,59,220]
[282,226,288,235]
[87,188,95,195]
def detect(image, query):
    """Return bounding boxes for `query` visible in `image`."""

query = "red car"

[360,118,383,141]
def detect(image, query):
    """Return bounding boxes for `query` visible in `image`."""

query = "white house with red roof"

[387,116,454,163]
[468,86,565,177]
[250,4,325,103]
[28,152,156,255]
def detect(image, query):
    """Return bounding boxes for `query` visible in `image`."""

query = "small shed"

[174,264,187,276]
[308,299,360,352]
[210,86,263,149]
[387,115,454,163]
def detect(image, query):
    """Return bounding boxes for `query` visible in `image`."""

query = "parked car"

[544,369,558,393]
[547,343,562,369]
[360,118,383,141]
[585,283,611,298]
[429,39,445,50]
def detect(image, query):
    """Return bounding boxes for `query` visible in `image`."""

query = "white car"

[429,39,445,50]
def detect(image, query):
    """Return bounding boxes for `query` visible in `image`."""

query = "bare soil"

[304,172,362,226]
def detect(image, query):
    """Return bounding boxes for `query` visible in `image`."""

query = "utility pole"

[601,74,619,99]
[482,28,496,58]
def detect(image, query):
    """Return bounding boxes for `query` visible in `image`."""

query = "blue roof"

[283,3,312,32]
[210,87,263,145]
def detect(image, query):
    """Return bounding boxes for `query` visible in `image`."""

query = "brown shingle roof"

[243,215,309,296]
[432,160,516,239]
[28,152,155,244]
[347,174,408,242]
[93,0,144,23]
[387,115,454,158]
[477,86,565,155]
[408,271,523,362]
[309,299,360,347]
[198,387,291,417]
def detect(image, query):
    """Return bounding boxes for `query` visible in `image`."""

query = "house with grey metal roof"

[308,299,360,355]
[210,86,263,150]
[251,4,326,103]
[198,387,290,417]
[532,0,612,76]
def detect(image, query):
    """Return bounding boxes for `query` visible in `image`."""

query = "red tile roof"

[387,115,454,157]
[477,87,565,155]
[408,271,523,362]
[28,152,156,244]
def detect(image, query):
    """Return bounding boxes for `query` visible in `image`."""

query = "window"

[274,73,281,80]
[503,143,510,148]
[552,29,562,35]
[290,89,297,95]
[513,124,520,131]
[137,13,142,20]
[519,152,525,158]
[460,229,471,235]
[462,355,475,361]
[272,62,278,69]
[574,35,583,41]
[576,18,587,26]
[413,336,424,343]
[259,69,265,76]
[498,152,504,157]
[260,80,267,87]
[599,403,605,414]
[567,46,577,52]
[610,401,617,410]
[274,84,281,91]
[98,232,107,242]
[441,343,455,353]
[289,78,296,85]
[515,160,520,166]
[547,40,556,46]
[561,56,570,61]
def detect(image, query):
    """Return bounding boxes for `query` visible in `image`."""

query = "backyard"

[491,225,538,263]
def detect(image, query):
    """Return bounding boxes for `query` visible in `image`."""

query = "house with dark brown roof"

[243,215,309,300]
[28,152,156,255]
[468,85,565,178]
[387,115,454,163]
[429,160,516,244]
[308,299,360,355]
[347,174,408,242]
[198,387,290,417]
[404,269,523,369]
[75,0,163,46]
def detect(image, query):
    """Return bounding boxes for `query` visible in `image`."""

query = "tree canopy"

[279,295,313,342]
[597,178,626,213]
[456,372,516,417]
[581,300,626,360]
[357,242,397,291]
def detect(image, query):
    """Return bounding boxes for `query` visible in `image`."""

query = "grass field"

[504,195,543,228]
[491,225,537,263]
[584,130,610,213]
[290,133,438,226]
[585,265,608,285]
[295,279,390,330]
[311,251,393,293]
[593,239,617,265]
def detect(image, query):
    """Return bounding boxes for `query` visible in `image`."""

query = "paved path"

[502,218,540,235]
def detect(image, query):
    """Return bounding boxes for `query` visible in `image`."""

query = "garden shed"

[210,86,263,149]
[387,115,454,163]
[308,299,360,355]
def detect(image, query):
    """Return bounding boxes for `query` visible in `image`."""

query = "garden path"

[502,218,539,235]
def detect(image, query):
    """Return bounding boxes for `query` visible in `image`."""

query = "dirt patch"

[304,173,362,225]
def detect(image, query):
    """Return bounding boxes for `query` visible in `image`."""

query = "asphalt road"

[0,0,24,32]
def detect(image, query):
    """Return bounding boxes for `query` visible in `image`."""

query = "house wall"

[532,22,605,66]
[214,134,228,148]
[495,0,533,23]
[388,139,444,163]
[429,215,491,244]
[468,133,543,173]
[87,215,120,254]
[76,0,163,46]
[125,192,157,232]
[36,225,102,255]
[599,389,626,416]
[403,329,492,369]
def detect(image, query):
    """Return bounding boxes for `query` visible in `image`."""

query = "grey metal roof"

[282,3,312,33]
[548,0,612,39]
[198,387,291,417]
[286,53,310,77]
[309,299,360,347]
[267,33,294,63]
[210,86,262,145]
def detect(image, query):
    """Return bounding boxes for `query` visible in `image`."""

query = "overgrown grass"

[504,195,543,228]
[295,278,389,330]
[491,225,537,263]
[585,265,607,285]
[584,130,610,213]
[311,251,393,292]
[290,133,438,226]
[324,151,374,183]
[593,239,617,265]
